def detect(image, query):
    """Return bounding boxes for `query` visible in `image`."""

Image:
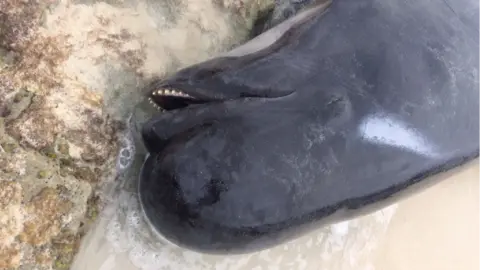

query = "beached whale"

[138,0,479,254]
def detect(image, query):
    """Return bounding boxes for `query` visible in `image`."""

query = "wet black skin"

[138,0,479,254]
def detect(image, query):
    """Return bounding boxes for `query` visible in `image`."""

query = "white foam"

[105,217,130,253]
[116,114,136,172]
[126,210,142,229]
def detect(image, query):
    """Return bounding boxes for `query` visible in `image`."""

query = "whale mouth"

[147,87,211,111]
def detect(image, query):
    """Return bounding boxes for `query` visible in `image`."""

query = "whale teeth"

[149,88,193,111]
[148,97,164,111]
[152,88,192,98]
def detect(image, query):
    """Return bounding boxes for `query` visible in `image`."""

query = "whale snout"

[138,126,271,254]
[138,112,307,254]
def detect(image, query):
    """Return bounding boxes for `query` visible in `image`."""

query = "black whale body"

[138,0,479,254]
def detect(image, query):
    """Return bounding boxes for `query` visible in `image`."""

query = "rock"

[0,180,24,269]
[19,187,73,246]
[0,180,22,209]
[0,0,276,269]
[0,244,22,269]
[0,136,93,269]
[7,96,62,151]
[35,248,53,266]
[0,181,24,247]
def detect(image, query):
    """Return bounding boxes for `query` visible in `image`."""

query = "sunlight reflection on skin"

[358,114,439,158]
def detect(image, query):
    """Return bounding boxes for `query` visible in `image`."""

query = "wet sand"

[374,162,479,270]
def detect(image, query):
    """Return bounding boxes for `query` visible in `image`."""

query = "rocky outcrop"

[0,0,274,269]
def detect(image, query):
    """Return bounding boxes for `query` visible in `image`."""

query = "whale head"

[137,0,479,254]
[138,1,336,254]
